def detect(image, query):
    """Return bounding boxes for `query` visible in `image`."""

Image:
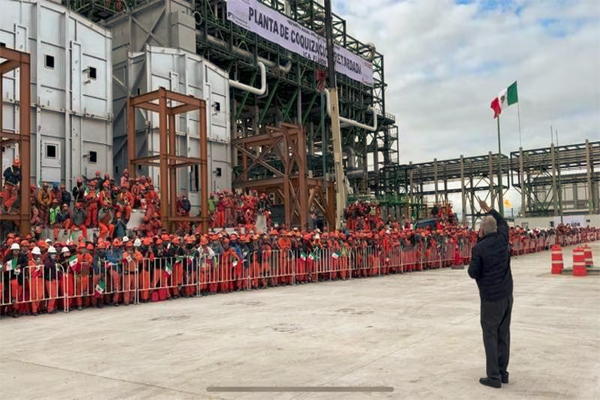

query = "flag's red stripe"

[490,97,501,119]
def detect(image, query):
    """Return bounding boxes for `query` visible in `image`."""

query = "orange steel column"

[199,101,209,233]
[158,89,169,229]
[298,126,308,229]
[169,112,177,232]
[127,98,136,179]
[19,52,31,237]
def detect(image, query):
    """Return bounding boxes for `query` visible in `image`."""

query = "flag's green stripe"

[507,81,518,105]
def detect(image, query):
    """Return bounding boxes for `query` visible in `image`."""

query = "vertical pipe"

[159,89,169,229]
[169,111,177,232]
[19,53,31,236]
[199,100,209,233]
[127,99,136,178]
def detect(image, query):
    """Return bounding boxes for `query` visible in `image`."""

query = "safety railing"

[2,232,598,317]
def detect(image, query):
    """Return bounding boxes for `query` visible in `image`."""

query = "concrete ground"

[1,243,599,400]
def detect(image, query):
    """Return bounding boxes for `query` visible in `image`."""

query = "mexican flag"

[5,259,17,271]
[164,262,173,276]
[490,81,518,118]
[68,255,81,274]
[300,252,307,261]
[94,280,106,298]
[332,252,340,259]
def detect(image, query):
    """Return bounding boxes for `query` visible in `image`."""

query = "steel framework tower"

[67,0,398,194]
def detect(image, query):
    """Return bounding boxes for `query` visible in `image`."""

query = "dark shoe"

[479,378,501,388]
[32,312,38,316]
[501,373,509,384]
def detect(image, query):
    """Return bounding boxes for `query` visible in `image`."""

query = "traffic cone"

[572,247,587,277]
[551,245,563,275]
[583,245,594,269]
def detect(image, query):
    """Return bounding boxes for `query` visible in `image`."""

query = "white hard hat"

[61,246,70,254]
[10,243,20,251]
[48,246,57,254]
[123,236,129,242]
[32,247,41,255]
[134,238,141,247]
[45,238,53,244]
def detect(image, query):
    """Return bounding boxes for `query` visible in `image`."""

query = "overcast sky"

[333,0,600,163]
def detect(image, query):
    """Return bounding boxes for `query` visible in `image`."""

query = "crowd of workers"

[1,160,272,239]
[0,218,597,318]
[1,159,598,318]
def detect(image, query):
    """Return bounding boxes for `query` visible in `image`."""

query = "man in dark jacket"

[468,199,513,389]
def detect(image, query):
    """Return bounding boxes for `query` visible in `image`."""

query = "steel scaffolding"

[380,152,510,227]
[510,140,599,217]
[68,0,398,195]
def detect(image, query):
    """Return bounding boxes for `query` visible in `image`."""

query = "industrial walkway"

[1,243,598,400]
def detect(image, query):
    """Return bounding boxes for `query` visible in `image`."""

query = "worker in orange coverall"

[74,242,93,310]
[85,181,99,228]
[98,206,115,241]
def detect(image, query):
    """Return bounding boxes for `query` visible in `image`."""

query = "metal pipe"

[229,61,267,95]
[324,89,377,131]
[203,33,292,73]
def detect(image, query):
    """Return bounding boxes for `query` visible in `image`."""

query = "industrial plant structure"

[1,0,598,233]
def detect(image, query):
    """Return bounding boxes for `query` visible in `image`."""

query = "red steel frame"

[127,87,209,233]
[0,46,31,236]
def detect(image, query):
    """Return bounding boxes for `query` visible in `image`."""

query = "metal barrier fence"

[1,233,597,316]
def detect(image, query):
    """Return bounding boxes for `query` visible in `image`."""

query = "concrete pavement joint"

[3,358,228,400]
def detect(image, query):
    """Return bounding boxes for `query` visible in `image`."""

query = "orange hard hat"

[13,159,21,166]
[86,244,94,251]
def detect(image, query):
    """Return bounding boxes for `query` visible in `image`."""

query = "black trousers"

[480,294,513,382]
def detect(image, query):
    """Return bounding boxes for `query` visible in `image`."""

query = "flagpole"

[497,115,504,216]
[517,101,522,148]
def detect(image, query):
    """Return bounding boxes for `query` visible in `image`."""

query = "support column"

[470,173,475,229]
[159,89,169,229]
[19,54,31,237]
[585,139,594,215]
[460,155,466,226]
[408,161,413,204]
[551,144,558,216]
[298,126,308,229]
[433,158,438,204]
[127,99,136,178]
[199,102,209,233]
[488,152,495,209]
[443,165,448,202]
[169,112,177,231]
[519,147,525,217]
